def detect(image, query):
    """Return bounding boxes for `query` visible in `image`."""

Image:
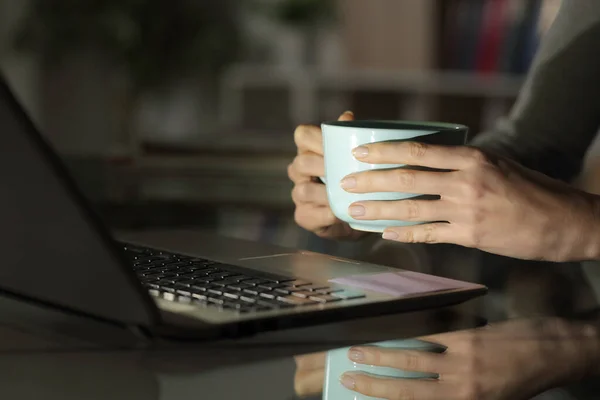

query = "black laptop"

[0,74,486,342]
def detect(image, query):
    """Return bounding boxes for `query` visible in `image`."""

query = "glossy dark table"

[1,229,599,399]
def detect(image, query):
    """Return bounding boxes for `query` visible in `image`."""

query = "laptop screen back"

[0,74,157,326]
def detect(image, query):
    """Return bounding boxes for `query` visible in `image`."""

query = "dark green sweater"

[472,0,600,182]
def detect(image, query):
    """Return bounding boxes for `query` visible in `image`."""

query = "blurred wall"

[340,0,436,70]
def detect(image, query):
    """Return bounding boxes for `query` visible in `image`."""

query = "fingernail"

[353,146,369,159]
[341,177,357,189]
[382,231,399,240]
[343,110,354,116]
[340,374,356,390]
[349,348,364,362]
[349,205,365,217]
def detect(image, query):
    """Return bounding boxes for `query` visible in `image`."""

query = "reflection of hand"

[342,142,600,261]
[341,318,598,400]
[293,352,326,397]
[288,111,365,240]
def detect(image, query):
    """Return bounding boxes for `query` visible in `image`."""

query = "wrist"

[568,320,600,379]
[541,319,600,386]
[562,192,600,261]
[581,194,600,260]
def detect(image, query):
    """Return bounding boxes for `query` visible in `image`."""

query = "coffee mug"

[321,120,468,233]
[323,339,445,400]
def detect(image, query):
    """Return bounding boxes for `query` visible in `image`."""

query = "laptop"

[0,74,486,342]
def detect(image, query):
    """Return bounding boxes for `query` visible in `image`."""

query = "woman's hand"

[342,142,600,261]
[341,318,599,400]
[288,111,366,240]
[293,352,327,397]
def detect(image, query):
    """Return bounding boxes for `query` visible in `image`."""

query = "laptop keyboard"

[122,244,365,314]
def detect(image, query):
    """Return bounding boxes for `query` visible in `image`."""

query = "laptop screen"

[0,74,157,326]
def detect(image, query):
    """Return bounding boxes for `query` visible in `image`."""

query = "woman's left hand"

[341,318,597,400]
[342,142,600,262]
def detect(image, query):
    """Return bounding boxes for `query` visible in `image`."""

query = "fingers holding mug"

[292,182,329,205]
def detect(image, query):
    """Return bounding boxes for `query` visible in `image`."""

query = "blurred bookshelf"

[45,0,560,256]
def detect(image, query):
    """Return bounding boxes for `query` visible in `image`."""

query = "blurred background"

[0,0,563,261]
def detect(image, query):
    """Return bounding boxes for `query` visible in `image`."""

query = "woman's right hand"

[288,111,365,240]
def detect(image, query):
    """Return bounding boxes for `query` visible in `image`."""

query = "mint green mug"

[321,120,468,233]
[323,339,446,400]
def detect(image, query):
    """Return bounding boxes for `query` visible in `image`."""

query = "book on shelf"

[444,0,559,75]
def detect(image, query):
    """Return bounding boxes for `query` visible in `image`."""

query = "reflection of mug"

[321,120,468,233]
[323,339,445,400]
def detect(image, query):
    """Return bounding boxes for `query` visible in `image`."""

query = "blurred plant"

[257,0,336,28]
[13,0,240,92]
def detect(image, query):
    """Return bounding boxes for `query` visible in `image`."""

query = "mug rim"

[321,119,468,132]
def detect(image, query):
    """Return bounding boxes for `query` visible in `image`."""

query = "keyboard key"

[243,287,270,296]
[189,258,216,266]
[184,269,211,276]
[140,276,161,283]
[331,290,366,300]
[159,266,180,272]
[190,277,217,285]
[291,291,313,298]
[207,272,228,279]
[240,295,258,303]
[141,270,163,277]
[190,284,210,292]
[173,279,195,286]
[288,280,311,287]
[257,282,284,290]
[148,289,160,297]
[219,278,246,287]
[227,283,253,292]
[259,292,277,300]
[242,279,269,286]
[159,286,176,294]
[145,283,160,290]
[234,276,255,282]
[176,289,193,297]
[207,288,223,296]
[309,295,342,303]
[223,291,240,300]
[192,293,208,301]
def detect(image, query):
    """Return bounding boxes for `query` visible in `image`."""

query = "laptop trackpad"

[237,252,392,281]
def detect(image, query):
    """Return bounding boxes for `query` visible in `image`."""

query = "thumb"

[338,110,355,122]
